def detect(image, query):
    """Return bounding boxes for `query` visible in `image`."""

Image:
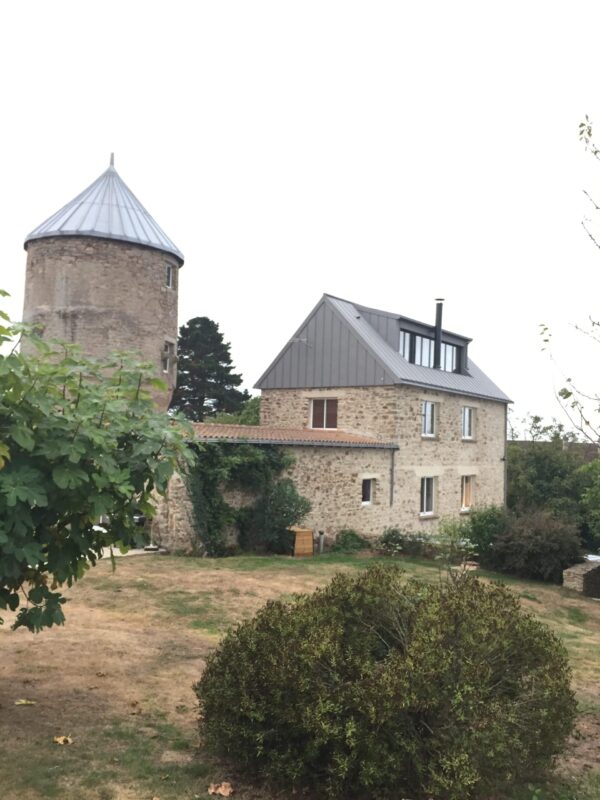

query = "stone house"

[20,158,509,547]
[178,294,510,545]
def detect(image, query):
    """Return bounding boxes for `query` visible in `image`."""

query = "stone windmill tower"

[21,155,184,409]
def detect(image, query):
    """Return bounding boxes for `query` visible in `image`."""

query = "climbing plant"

[184,443,310,555]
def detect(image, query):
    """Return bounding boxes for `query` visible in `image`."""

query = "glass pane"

[400,330,411,359]
[422,401,434,435]
[362,479,371,503]
[462,407,472,437]
[325,399,338,428]
[421,477,433,513]
[312,399,325,428]
[462,476,472,507]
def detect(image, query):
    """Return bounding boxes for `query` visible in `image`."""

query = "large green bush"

[466,506,583,582]
[196,566,575,799]
[483,509,584,582]
[467,504,510,561]
[0,303,193,632]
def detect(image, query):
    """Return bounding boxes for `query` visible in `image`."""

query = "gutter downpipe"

[389,448,395,506]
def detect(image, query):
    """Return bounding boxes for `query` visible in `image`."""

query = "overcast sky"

[2,1,600,433]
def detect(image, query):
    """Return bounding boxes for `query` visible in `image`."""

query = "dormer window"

[400,330,460,373]
[441,342,458,372]
[415,335,434,367]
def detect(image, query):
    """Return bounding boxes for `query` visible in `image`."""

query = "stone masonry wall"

[22,236,179,409]
[151,474,258,554]
[563,562,600,597]
[285,447,394,539]
[263,386,507,535]
[261,385,400,440]
[154,384,507,551]
[151,472,197,553]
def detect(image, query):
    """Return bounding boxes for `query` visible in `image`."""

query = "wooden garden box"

[290,527,314,557]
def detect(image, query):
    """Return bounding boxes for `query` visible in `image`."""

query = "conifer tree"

[170,317,249,421]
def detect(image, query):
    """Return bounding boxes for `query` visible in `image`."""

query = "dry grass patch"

[0,553,598,799]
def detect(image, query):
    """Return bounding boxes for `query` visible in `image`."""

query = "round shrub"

[195,566,576,799]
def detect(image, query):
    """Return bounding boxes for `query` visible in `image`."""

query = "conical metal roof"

[24,156,184,264]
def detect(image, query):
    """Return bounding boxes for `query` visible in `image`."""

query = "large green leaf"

[52,464,90,490]
[9,426,35,451]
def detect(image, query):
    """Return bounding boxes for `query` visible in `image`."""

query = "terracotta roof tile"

[192,423,397,449]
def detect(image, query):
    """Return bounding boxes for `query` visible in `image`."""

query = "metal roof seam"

[24,162,184,263]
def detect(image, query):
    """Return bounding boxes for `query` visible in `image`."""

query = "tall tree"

[170,317,249,421]
[0,295,193,632]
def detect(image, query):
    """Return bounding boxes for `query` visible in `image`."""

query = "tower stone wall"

[22,236,180,409]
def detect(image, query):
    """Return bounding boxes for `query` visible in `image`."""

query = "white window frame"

[361,478,373,506]
[420,476,435,516]
[421,400,436,438]
[310,398,338,429]
[461,475,474,511]
[415,334,434,367]
[462,406,474,440]
[441,342,458,372]
[399,330,408,359]
[165,263,174,289]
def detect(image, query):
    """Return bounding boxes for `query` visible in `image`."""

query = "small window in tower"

[162,341,175,373]
[165,263,174,289]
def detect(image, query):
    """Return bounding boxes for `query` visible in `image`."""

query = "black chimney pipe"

[433,298,444,369]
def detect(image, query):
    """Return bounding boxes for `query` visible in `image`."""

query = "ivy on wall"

[183,443,310,556]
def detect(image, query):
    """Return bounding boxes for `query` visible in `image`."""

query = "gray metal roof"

[256,294,511,404]
[24,156,184,264]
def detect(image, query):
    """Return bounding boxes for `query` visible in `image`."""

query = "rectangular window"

[162,341,175,373]
[165,263,174,288]
[399,330,411,360]
[414,334,434,367]
[420,477,435,515]
[462,406,474,439]
[311,398,338,429]
[441,342,458,372]
[421,400,435,437]
[400,330,461,373]
[461,475,474,510]
[361,478,373,505]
